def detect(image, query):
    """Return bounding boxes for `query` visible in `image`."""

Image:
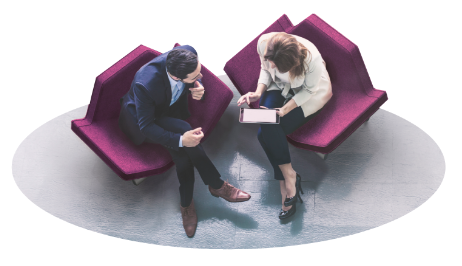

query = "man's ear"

[168,72,180,81]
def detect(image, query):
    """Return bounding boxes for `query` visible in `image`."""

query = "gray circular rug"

[12,75,445,249]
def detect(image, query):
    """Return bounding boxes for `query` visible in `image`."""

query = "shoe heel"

[296,173,304,195]
[210,193,219,198]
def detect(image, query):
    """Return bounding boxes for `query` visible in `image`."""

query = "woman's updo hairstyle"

[263,32,311,80]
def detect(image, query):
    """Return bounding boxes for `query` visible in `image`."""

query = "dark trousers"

[257,90,322,180]
[145,116,222,207]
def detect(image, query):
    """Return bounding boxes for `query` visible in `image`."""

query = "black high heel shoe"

[284,173,304,207]
[279,203,296,220]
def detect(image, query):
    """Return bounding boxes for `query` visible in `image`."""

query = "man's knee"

[155,117,193,134]
[177,120,193,134]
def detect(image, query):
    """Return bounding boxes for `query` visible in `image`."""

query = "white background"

[1,0,461,265]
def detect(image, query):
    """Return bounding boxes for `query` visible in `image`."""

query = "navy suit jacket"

[118,45,201,150]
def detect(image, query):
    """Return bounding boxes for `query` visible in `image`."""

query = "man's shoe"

[209,181,251,202]
[180,199,197,237]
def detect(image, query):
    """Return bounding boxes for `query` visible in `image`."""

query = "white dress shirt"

[166,70,185,147]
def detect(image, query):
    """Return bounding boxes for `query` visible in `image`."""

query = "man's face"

[181,61,203,84]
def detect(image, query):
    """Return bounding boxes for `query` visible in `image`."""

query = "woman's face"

[268,59,291,74]
[267,60,277,70]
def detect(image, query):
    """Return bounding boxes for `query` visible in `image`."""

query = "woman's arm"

[277,99,297,117]
[237,83,267,106]
[291,56,323,107]
[237,36,272,107]
[277,56,323,117]
[255,83,268,96]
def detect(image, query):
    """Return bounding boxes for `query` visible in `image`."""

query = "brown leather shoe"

[209,181,251,202]
[180,199,197,238]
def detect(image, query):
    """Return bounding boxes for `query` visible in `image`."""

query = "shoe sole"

[210,193,251,202]
[279,212,296,219]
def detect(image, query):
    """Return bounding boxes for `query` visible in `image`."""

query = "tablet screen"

[241,109,277,123]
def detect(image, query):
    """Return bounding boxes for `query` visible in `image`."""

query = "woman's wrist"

[255,83,267,97]
[282,99,297,114]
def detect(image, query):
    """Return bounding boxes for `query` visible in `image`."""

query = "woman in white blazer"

[237,32,333,219]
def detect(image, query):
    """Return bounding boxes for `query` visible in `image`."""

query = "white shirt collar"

[166,69,182,89]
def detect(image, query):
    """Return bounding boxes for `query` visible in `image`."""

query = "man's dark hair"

[166,49,198,80]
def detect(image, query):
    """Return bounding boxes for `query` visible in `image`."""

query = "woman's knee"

[260,90,285,108]
[257,127,263,142]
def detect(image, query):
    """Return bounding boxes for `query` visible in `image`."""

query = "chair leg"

[315,152,329,160]
[132,177,147,186]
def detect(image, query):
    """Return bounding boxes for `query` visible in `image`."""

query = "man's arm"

[176,45,205,101]
[133,82,183,150]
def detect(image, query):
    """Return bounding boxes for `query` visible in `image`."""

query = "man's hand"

[182,127,204,147]
[189,81,205,100]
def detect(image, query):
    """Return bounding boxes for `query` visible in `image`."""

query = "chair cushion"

[73,118,174,180]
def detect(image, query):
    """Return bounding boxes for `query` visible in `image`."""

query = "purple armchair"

[71,45,233,183]
[224,14,388,159]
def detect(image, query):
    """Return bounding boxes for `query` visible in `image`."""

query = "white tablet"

[239,108,280,124]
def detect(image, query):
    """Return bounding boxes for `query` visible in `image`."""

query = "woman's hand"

[274,108,286,117]
[237,92,261,106]
[260,106,287,117]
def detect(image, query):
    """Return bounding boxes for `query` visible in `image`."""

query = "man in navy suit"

[118,45,251,237]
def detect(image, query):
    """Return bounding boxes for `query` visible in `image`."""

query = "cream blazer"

[257,32,333,117]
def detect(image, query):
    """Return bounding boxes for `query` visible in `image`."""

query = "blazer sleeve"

[133,82,182,150]
[257,36,272,88]
[291,55,323,107]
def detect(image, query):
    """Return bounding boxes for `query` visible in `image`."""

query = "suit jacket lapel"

[161,56,172,106]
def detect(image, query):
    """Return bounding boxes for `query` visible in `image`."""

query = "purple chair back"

[224,14,293,109]
[86,45,161,124]
[288,15,375,98]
